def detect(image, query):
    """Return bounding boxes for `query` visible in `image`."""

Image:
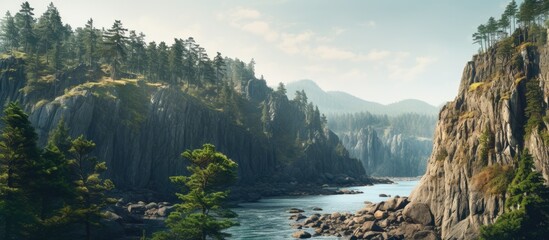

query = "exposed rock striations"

[411,43,549,239]
[0,57,366,197]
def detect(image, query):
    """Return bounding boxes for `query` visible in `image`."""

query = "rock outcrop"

[411,42,549,239]
[338,127,432,177]
[0,57,366,197]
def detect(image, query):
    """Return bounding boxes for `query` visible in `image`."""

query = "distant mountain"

[286,79,439,115]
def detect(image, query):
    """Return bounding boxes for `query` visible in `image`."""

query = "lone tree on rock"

[153,144,238,240]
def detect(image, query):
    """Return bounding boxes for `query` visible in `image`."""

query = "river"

[227,180,419,239]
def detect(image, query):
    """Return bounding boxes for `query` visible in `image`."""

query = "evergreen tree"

[276,82,287,95]
[157,41,169,81]
[103,20,128,79]
[146,41,158,81]
[83,18,98,67]
[69,135,114,240]
[504,0,518,33]
[128,31,147,74]
[169,38,184,84]
[15,1,36,52]
[153,144,238,240]
[213,52,226,84]
[34,3,65,68]
[480,149,549,239]
[0,102,41,239]
[0,11,19,51]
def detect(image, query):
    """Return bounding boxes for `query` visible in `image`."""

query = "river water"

[227,180,419,239]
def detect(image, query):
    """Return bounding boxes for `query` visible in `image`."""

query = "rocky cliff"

[411,42,549,239]
[338,127,431,177]
[0,56,366,197]
[329,112,435,177]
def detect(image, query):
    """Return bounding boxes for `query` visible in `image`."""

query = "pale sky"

[1,0,511,105]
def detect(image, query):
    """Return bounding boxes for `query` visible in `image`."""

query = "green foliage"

[0,102,41,239]
[0,11,19,51]
[478,126,494,167]
[480,149,549,239]
[524,78,544,136]
[153,144,238,240]
[102,20,128,80]
[69,135,115,240]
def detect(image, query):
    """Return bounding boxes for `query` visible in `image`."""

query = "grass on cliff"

[469,82,485,92]
[472,164,514,195]
[64,78,156,128]
[0,50,27,59]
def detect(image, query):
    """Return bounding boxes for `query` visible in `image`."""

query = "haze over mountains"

[286,79,440,116]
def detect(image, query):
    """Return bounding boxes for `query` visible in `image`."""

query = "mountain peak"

[286,80,438,115]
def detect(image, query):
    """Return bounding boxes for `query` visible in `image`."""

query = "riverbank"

[229,177,393,202]
[227,180,419,239]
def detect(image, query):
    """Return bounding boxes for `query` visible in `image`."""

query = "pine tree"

[504,0,518,33]
[69,135,114,240]
[15,1,36,52]
[0,11,19,51]
[34,3,65,68]
[0,102,41,239]
[213,52,226,84]
[153,144,238,240]
[83,18,98,67]
[103,20,128,80]
[480,149,549,239]
[169,38,184,84]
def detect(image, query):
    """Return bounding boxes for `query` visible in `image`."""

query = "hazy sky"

[2,0,511,105]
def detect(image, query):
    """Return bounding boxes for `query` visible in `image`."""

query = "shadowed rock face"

[0,59,365,197]
[338,127,432,177]
[411,44,549,239]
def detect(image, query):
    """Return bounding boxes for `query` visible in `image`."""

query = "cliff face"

[0,58,365,196]
[337,127,432,177]
[411,44,549,239]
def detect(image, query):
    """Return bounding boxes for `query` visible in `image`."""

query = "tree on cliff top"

[103,20,128,80]
[153,144,238,240]
[480,149,549,240]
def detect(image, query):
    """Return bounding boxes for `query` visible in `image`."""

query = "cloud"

[314,46,357,61]
[240,21,279,41]
[229,7,261,21]
[388,56,437,81]
[279,31,314,54]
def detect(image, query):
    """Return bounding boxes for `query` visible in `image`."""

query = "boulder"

[413,230,439,240]
[374,210,388,220]
[292,230,312,238]
[402,202,434,226]
[361,221,383,232]
[289,208,305,213]
[289,213,307,221]
[127,203,146,214]
[397,223,423,239]
[312,207,323,211]
[395,197,409,210]
[145,202,158,209]
[362,231,382,239]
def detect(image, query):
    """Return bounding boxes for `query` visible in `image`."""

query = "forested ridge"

[0,1,370,239]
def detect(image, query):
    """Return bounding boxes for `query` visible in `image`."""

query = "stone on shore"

[402,202,434,226]
[292,230,312,238]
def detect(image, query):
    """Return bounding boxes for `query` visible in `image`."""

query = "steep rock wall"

[411,44,549,239]
[339,127,431,177]
[0,57,365,196]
